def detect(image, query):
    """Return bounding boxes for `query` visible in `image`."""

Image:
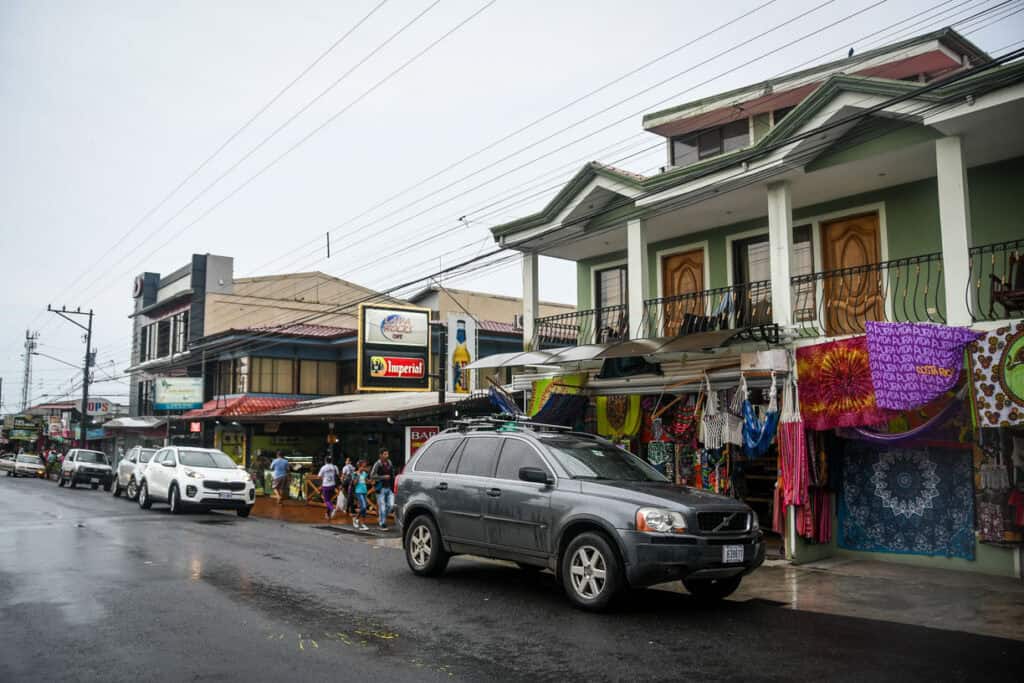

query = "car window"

[413,439,460,473]
[76,451,108,464]
[495,440,549,481]
[17,455,43,464]
[454,437,501,478]
[139,450,155,463]
[67,452,76,462]
[539,436,668,482]
[178,449,237,469]
[127,453,137,463]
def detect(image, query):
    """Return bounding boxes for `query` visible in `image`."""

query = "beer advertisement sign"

[357,304,431,392]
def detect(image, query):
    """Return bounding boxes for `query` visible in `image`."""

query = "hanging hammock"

[778,369,808,506]
[700,374,726,450]
[741,372,780,458]
[837,386,969,445]
[724,381,745,447]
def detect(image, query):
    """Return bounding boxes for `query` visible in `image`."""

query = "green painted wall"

[573,156,1024,312]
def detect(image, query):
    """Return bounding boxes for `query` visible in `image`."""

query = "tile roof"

[244,323,356,339]
[182,395,300,419]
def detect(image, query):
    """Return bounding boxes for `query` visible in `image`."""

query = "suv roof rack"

[445,414,574,433]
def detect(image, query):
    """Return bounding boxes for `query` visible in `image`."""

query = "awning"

[463,347,573,370]
[181,395,300,419]
[102,417,167,430]
[596,338,667,360]
[649,329,743,354]
[547,344,609,363]
[264,391,471,422]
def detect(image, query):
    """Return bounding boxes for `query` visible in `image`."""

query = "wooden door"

[661,249,704,336]
[821,212,883,335]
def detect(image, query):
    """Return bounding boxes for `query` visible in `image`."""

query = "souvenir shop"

[510,320,1024,577]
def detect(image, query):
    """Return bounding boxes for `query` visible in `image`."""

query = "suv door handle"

[437,482,448,491]
[486,488,501,497]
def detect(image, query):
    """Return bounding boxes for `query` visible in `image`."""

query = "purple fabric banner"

[866,322,979,411]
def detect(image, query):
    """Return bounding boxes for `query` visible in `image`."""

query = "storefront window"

[251,357,296,394]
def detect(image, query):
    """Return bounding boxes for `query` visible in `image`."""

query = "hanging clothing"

[778,372,809,507]
[796,336,894,430]
[968,321,1024,428]
[700,380,726,450]
[741,374,779,458]
[596,395,642,440]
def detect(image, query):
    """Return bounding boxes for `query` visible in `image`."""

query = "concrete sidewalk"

[658,556,1024,641]
[251,496,397,533]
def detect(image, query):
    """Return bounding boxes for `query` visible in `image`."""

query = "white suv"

[112,446,157,500]
[138,446,255,517]
[59,449,114,490]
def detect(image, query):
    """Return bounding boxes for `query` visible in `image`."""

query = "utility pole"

[21,330,39,411]
[46,306,94,447]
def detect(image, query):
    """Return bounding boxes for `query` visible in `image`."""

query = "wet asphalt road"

[1,475,1022,682]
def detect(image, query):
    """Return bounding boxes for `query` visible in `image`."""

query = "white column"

[766,180,793,328]
[627,218,649,339]
[521,251,539,351]
[936,136,973,326]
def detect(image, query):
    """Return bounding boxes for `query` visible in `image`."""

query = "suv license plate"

[722,545,744,563]
[218,492,232,500]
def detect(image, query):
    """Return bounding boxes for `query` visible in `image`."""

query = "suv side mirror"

[519,467,552,486]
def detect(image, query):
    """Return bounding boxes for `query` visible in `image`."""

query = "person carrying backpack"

[369,448,395,531]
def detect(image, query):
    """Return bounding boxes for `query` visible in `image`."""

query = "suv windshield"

[77,451,108,464]
[179,449,238,469]
[17,455,42,464]
[540,437,668,483]
[138,449,156,463]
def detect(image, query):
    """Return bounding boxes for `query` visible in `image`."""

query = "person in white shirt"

[318,455,341,522]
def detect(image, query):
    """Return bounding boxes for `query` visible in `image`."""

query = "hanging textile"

[533,394,589,427]
[796,336,893,430]
[669,395,700,448]
[837,388,971,446]
[837,441,975,559]
[700,377,726,450]
[866,321,980,411]
[778,372,809,507]
[724,386,744,446]
[741,373,779,458]
[528,373,587,416]
[968,320,1024,428]
[596,395,642,440]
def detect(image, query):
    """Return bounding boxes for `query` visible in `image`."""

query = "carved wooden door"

[661,249,705,336]
[821,212,883,335]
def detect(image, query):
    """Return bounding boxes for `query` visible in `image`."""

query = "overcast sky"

[1,0,1021,409]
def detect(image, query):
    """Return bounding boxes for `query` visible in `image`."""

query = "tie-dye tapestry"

[796,336,893,430]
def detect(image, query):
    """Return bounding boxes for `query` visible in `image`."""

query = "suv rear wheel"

[138,481,152,509]
[683,576,741,602]
[404,514,449,577]
[561,532,622,611]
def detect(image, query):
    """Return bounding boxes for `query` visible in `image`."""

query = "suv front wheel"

[404,515,449,577]
[561,532,623,611]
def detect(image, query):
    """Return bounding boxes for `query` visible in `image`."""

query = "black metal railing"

[640,281,776,341]
[532,304,628,350]
[967,239,1024,322]
[791,252,945,337]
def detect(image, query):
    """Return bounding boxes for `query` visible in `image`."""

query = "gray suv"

[397,419,764,610]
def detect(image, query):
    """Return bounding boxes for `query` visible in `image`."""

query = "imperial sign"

[357,303,431,392]
[370,356,425,379]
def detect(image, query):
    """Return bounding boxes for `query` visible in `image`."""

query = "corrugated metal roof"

[244,323,356,339]
[182,395,300,418]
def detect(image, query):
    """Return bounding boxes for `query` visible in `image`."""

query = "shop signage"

[86,399,113,415]
[154,377,204,410]
[446,314,478,394]
[358,304,431,392]
[189,421,202,433]
[405,425,439,460]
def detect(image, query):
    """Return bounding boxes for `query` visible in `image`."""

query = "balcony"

[967,239,1024,322]
[640,281,777,342]
[791,252,945,337]
[532,304,628,350]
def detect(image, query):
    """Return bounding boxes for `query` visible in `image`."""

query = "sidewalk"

[251,497,397,533]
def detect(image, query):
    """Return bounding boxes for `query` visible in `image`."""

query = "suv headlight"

[183,469,204,479]
[636,508,687,534]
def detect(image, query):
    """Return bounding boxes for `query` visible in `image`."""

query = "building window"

[156,319,171,358]
[671,119,750,167]
[138,380,154,414]
[172,311,189,354]
[139,326,149,363]
[216,360,236,396]
[250,357,295,394]
[299,360,338,395]
[140,323,159,362]
[772,106,795,126]
[594,265,627,341]
[731,226,813,323]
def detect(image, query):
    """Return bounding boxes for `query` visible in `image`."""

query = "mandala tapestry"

[838,441,975,559]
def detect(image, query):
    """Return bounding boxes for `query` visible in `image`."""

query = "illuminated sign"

[370,356,425,379]
[357,304,431,392]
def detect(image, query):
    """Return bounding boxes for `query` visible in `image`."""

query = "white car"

[58,449,114,490]
[138,446,255,517]
[13,453,47,478]
[112,446,157,500]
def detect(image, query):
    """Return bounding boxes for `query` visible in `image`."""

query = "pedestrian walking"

[318,455,341,522]
[340,456,354,514]
[369,448,395,531]
[352,460,370,531]
[269,451,289,505]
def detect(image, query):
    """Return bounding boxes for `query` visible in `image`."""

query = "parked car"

[1,453,17,476]
[397,419,765,611]
[13,453,47,478]
[112,446,157,500]
[138,446,255,517]
[58,449,114,490]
